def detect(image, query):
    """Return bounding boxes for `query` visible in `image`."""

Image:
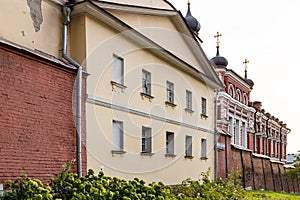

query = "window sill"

[185,108,194,113]
[111,150,126,154]
[201,114,208,119]
[200,157,208,160]
[165,154,176,158]
[140,93,154,101]
[140,152,154,156]
[184,155,194,159]
[165,101,177,107]
[111,81,127,90]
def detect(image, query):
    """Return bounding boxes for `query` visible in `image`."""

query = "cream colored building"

[1,0,222,185]
[75,0,222,184]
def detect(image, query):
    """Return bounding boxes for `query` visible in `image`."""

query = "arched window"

[243,93,248,105]
[236,89,241,102]
[228,84,235,98]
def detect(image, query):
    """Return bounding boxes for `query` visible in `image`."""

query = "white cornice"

[225,70,251,90]
[87,94,215,134]
[91,1,176,16]
[218,91,256,112]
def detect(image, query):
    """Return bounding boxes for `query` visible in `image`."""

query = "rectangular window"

[166,132,175,155]
[201,97,207,116]
[112,120,124,151]
[142,70,151,95]
[185,135,193,157]
[142,127,152,153]
[186,90,192,110]
[235,120,240,145]
[201,138,207,158]
[112,55,124,85]
[229,117,234,144]
[166,81,174,104]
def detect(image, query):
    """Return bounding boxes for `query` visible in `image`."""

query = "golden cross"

[188,0,190,5]
[243,59,249,71]
[214,32,222,47]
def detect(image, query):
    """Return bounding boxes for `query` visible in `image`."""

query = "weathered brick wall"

[272,162,283,191]
[219,138,300,193]
[241,151,253,189]
[252,156,265,190]
[0,42,86,183]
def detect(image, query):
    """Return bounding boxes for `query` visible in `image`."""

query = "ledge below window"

[140,152,154,156]
[184,155,194,159]
[165,154,176,158]
[185,108,194,113]
[165,101,177,107]
[200,157,208,160]
[111,81,127,90]
[111,150,126,154]
[201,114,208,119]
[140,93,154,101]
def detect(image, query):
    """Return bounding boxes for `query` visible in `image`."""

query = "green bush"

[0,162,247,200]
[172,169,247,200]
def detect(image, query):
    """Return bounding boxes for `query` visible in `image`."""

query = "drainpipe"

[265,116,270,157]
[214,89,219,180]
[253,109,258,153]
[62,5,83,177]
[279,125,283,161]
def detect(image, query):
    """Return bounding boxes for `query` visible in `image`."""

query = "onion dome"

[185,1,201,33]
[211,47,228,68]
[243,59,254,88]
[210,32,228,68]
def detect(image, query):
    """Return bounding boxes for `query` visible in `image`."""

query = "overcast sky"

[169,0,300,153]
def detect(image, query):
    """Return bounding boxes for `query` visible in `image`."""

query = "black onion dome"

[245,78,254,87]
[185,3,201,32]
[211,48,228,67]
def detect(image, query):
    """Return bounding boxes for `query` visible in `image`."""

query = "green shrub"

[172,169,247,200]
[0,162,247,200]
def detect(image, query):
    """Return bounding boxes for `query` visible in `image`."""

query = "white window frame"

[112,55,124,85]
[186,90,192,110]
[112,120,124,151]
[166,132,175,155]
[142,70,151,95]
[185,135,193,157]
[201,97,207,116]
[166,81,174,104]
[142,126,152,153]
[201,138,207,158]
[235,119,240,145]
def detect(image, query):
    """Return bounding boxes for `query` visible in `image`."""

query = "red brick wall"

[0,43,86,183]
[218,134,300,192]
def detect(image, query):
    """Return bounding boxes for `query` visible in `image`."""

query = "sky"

[169,0,300,153]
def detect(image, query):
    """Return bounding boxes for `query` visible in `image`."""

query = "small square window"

[166,81,174,104]
[185,135,193,157]
[112,120,124,151]
[201,97,207,116]
[186,90,192,110]
[142,126,152,153]
[201,138,207,158]
[112,55,124,85]
[166,132,175,155]
[142,70,151,95]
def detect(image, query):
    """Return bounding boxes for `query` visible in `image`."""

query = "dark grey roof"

[211,47,228,67]
[185,3,200,32]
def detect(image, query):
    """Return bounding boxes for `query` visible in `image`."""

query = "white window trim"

[112,120,124,153]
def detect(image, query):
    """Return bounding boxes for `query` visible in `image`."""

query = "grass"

[247,190,300,200]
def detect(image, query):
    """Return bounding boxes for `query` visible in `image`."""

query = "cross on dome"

[214,32,222,48]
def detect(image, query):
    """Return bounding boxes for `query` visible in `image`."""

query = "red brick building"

[211,36,291,190]
[0,39,86,184]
